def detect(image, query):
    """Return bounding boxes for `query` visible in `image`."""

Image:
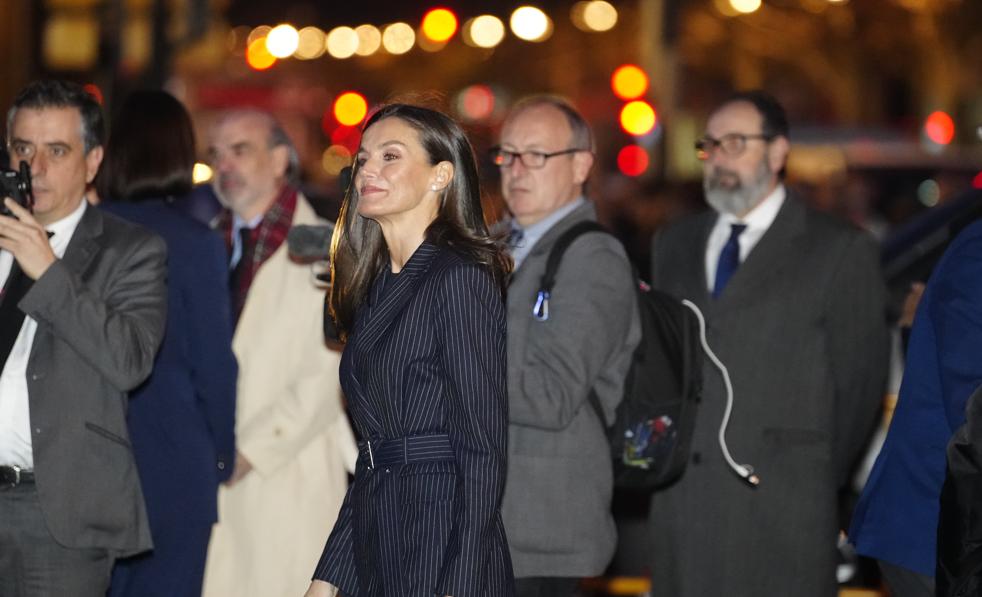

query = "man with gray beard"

[647,90,889,597]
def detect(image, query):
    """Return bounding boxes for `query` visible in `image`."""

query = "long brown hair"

[328,103,511,340]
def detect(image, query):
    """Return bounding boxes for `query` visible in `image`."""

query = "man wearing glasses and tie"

[494,96,641,597]
[648,90,889,597]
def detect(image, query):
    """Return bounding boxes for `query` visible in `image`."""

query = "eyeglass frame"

[694,133,776,160]
[489,146,589,169]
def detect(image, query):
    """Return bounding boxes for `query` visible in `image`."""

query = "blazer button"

[217,461,226,471]
[691,452,702,465]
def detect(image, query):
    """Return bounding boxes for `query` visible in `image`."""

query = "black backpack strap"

[535,220,614,427]
[533,220,608,321]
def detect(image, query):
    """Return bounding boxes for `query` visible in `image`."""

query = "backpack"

[536,221,703,490]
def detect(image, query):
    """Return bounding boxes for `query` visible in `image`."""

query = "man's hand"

[0,198,56,280]
[226,450,254,486]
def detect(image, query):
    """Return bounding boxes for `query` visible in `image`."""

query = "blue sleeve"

[931,233,982,429]
[187,232,238,480]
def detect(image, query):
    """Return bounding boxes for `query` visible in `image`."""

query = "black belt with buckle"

[0,465,35,488]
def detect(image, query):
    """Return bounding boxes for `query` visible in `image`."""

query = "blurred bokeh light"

[611,65,649,100]
[620,100,658,136]
[294,27,326,60]
[464,15,506,48]
[382,22,416,55]
[322,145,353,176]
[246,37,276,70]
[326,26,359,59]
[334,92,368,126]
[924,111,955,145]
[354,25,382,56]
[421,8,458,43]
[617,145,650,177]
[265,24,299,59]
[583,1,618,31]
[511,6,552,42]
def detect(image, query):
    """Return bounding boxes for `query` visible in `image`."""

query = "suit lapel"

[354,241,440,359]
[28,204,102,364]
[59,203,102,279]
[346,242,440,437]
[681,213,716,308]
[715,194,807,311]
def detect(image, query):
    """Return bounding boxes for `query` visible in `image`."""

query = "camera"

[0,162,34,216]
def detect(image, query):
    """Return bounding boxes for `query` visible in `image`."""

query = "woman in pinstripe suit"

[305,104,515,597]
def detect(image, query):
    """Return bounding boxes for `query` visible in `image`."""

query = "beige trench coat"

[202,195,356,597]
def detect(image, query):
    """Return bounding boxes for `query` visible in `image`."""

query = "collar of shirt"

[45,197,88,259]
[510,196,587,270]
[704,184,786,292]
[229,212,264,268]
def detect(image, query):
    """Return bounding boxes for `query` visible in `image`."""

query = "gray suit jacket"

[501,200,640,578]
[648,194,889,596]
[18,204,167,556]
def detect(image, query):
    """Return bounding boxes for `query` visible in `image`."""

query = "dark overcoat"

[315,242,515,597]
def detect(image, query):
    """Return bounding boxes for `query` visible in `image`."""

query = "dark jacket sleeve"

[938,385,982,597]
[825,231,890,483]
[187,232,238,481]
[313,483,359,594]
[434,263,509,597]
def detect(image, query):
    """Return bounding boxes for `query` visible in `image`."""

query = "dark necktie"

[507,226,525,250]
[0,262,33,372]
[713,223,747,299]
[229,227,255,325]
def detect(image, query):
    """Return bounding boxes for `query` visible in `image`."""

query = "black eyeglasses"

[489,147,586,169]
[695,133,775,160]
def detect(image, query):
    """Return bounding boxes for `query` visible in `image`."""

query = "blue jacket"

[851,218,982,576]
[101,199,237,528]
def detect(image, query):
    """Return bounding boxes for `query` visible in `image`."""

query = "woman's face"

[354,117,447,225]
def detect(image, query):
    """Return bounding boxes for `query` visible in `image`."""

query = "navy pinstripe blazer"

[313,242,515,597]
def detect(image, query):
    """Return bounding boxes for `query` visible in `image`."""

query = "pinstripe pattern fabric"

[314,242,516,597]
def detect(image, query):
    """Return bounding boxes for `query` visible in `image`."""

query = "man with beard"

[200,109,355,597]
[647,91,889,597]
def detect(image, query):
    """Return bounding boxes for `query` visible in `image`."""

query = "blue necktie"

[713,223,747,298]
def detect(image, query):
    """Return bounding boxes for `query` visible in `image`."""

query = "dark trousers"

[0,483,113,597]
[515,577,581,597]
[878,560,935,597]
[108,520,212,597]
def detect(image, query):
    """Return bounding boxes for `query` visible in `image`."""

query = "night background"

[2,1,980,595]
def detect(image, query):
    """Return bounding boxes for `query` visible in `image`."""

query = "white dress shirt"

[704,185,786,293]
[0,199,88,469]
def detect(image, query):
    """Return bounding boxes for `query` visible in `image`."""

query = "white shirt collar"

[45,198,88,258]
[716,184,786,232]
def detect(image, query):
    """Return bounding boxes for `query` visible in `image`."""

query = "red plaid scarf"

[218,185,298,324]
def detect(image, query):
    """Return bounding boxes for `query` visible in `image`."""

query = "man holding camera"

[0,80,167,596]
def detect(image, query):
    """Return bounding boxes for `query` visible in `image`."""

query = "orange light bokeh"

[422,8,458,43]
[611,64,649,100]
[334,92,369,127]
[246,38,276,70]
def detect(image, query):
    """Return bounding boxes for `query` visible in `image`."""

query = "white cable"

[681,299,760,487]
